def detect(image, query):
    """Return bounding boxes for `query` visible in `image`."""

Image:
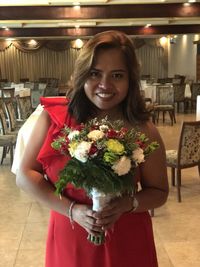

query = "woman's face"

[84,48,129,112]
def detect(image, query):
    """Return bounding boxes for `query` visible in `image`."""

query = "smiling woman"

[16,30,168,267]
[83,47,129,113]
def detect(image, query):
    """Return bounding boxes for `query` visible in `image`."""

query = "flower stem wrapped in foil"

[88,188,116,245]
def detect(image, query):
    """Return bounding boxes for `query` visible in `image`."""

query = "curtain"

[136,41,168,79]
[0,43,80,83]
[0,38,167,83]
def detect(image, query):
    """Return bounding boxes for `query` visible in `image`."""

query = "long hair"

[69,30,149,123]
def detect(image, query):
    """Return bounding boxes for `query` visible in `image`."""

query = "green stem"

[87,232,105,245]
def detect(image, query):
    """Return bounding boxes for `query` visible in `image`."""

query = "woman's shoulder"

[136,120,163,143]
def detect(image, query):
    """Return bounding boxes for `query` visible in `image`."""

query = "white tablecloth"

[185,84,191,98]
[141,83,191,102]
[11,105,43,174]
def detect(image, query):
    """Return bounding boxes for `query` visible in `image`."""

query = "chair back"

[178,121,200,167]
[24,82,35,90]
[20,78,29,83]
[156,85,174,105]
[190,83,200,101]
[16,95,33,120]
[172,78,182,85]
[3,99,17,131]
[0,102,11,134]
[173,84,186,101]
[0,88,15,99]
[43,87,59,96]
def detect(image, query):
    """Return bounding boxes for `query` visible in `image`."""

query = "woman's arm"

[16,110,102,235]
[16,110,72,215]
[134,120,169,211]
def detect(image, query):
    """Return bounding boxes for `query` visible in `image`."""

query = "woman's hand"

[92,196,132,231]
[72,203,104,235]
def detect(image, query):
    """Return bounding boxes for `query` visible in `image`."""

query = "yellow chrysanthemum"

[68,141,78,157]
[106,139,124,154]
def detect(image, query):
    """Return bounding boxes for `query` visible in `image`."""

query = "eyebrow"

[91,68,127,72]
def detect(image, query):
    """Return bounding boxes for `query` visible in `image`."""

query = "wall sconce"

[71,38,84,49]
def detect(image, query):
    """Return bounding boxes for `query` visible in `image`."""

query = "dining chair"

[166,121,200,202]
[43,87,59,96]
[3,98,23,132]
[140,90,155,124]
[0,103,17,165]
[0,79,8,83]
[0,88,15,99]
[153,85,176,126]
[20,78,29,83]
[16,95,34,120]
[189,83,200,111]
[173,84,188,113]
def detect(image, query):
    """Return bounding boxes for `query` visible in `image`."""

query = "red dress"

[37,97,158,267]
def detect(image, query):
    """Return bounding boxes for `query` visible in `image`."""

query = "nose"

[98,75,111,90]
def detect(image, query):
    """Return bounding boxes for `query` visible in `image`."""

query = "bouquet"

[51,117,159,245]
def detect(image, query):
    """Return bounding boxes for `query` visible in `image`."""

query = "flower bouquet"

[51,117,159,245]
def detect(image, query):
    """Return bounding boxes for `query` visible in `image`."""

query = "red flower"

[107,129,119,138]
[74,124,84,131]
[136,140,145,149]
[60,137,70,154]
[118,127,128,138]
[89,144,98,156]
[91,125,99,130]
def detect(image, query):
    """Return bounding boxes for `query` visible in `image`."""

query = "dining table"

[141,82,191,103]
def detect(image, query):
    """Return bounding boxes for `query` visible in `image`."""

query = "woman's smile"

[84,47,129,111]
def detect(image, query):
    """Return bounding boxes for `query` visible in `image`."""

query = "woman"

[16,30,168,267]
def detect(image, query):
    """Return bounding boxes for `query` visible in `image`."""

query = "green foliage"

[55,158,134,196]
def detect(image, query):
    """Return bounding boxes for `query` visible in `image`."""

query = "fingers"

[73,205,103,234]
[85,218,104,235]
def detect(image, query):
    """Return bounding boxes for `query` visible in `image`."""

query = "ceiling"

[0,0,200,39]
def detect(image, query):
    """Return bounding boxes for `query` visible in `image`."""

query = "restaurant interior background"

[1,1,200,267]
[0,0,200,85]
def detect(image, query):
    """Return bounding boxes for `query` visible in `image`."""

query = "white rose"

[68,130,80,140]
[74,141,92,163]
[112,156,131,176]
[99,125,109,132]
[132,148,145,165]
[87,130,105,141]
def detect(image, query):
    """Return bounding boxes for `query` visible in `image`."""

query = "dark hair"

[69,30,149,123]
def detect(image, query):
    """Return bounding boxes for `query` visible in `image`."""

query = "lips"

[96,92,115,99]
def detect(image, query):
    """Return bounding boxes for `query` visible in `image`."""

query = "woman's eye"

[89,71,100,78]
[112,73,123,79]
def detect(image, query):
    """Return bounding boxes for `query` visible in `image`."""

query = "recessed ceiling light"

[6,38,15,41]
[188,0,196,3]
[73,1,80,6]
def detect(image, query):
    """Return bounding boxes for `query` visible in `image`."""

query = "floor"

[0,112,200,267]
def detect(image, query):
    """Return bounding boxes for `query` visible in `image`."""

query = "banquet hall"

[0,1,200,267]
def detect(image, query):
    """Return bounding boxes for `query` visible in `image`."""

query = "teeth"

[97,93,113,98]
